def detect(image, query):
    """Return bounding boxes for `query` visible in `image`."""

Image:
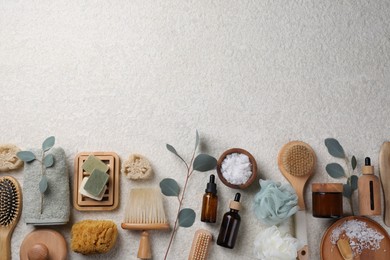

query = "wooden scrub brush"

[188,229,212,260]
[278,141,316,210]
[121,188,170,259]
[0,176,22,260]
[278,141,316,260]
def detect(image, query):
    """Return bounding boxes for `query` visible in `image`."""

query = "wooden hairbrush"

[0,176,22,260]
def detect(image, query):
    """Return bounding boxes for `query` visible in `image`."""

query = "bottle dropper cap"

[229,192,241,211]
[362,157,374,175]
[205,174,217,194]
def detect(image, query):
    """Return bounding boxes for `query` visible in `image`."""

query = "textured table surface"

[1,1,390,259]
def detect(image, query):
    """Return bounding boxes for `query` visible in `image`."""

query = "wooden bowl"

[217,148,257,189]
[320,216,390,260]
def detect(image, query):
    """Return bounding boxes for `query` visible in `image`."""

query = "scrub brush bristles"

[281,143,315,177]
[188,229,212,260]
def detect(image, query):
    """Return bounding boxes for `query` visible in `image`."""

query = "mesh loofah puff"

[253,179,298,226]
[122,154,153,180]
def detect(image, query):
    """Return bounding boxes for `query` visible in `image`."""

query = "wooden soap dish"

[73,152,120,211]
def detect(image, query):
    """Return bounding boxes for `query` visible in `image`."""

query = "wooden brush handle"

[380,142,390,226]
[0,231,11,260]
[297,245,309,260]
[137,231,152,259]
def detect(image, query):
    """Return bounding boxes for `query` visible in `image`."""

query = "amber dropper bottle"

[217,193,241,249]
[201,174,218,223]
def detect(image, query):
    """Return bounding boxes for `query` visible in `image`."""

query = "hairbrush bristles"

[281,143,315,177]
[123,188,167,225]
[0,177,20,226]
[188,229,212,260]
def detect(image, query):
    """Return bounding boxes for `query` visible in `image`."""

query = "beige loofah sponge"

[122,154,153,180]
[71,220,118,254]
[0,144,23,172]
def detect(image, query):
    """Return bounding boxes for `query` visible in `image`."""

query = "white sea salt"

[330,219,384,255]
[221,153,252,185]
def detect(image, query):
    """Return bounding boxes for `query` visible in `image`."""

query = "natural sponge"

[122,154,153,180]
[71,220,118,254]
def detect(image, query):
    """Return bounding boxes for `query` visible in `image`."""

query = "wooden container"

[312,183,343,218]
[216,148,257,189]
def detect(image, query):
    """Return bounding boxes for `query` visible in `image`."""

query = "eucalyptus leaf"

[195,130,199,151]
[178,208,196,228]
[326,163,346,179]
[39,175,48,193]
[44,154,54,168]
[42,136,55,151]
[325,138,345,158]
[16,151,36,162]
[166,144,187,165]
[351,156,357,170]
[159,178,180,197]
[193,154,217,172]
[343,183,352,198]
[350,175,358,191]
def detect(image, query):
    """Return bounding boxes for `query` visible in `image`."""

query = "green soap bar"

[84,169,109,197]
[82,155,109,173]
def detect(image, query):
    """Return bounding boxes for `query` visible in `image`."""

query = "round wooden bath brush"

[278,141,316,209]
[278,141,316,260]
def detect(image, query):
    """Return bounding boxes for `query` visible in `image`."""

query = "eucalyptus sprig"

[160,131,217,260]
[324,138,358,215]
[17,136,56,214]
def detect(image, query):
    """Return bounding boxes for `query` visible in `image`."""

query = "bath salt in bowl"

[217,148,257,189]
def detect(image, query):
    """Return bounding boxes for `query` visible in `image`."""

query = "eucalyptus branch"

[16,136,56,215]
[160,131,216,259]
[325,138,358,216]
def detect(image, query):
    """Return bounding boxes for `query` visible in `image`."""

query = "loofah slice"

[0,144,23,172]
[122,154,153,180]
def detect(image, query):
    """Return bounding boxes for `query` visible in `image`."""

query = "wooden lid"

[312,183,343,193]
[20,229,67,260]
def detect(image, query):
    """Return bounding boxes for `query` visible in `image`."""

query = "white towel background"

[1,1,390,259]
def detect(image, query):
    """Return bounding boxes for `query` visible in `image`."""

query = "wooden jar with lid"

[312,183,343,218]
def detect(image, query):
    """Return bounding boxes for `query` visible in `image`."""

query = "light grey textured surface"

[1,1,390,259]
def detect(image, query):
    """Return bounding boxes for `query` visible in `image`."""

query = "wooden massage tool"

[278,141,316,260]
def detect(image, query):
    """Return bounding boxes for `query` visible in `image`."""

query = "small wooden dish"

[217,148,257,189]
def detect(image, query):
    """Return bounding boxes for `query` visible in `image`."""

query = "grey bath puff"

[23,147,70,225]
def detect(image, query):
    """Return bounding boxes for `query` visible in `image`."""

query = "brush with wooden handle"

[379,142,390,227]
[0,176,22,260]
[278,141,316,260]
[121,188,170,259]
